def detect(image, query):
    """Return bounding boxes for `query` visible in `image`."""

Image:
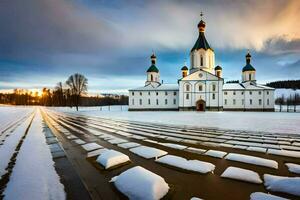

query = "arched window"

[199,85,203,91]
[185,84,190,91]
[212,84,216,91]
[151,74,153,81]
[200,55,203,66]
[249,74,252,80]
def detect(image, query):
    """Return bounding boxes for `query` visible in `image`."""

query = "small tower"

[181,65,188,78]
[190,12,215,74]
[242,50,256,83]
[215,65,222,78]
[145,53,160,87]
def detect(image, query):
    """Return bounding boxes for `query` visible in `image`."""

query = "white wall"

[223,89,274,110]
[128,90,179,110]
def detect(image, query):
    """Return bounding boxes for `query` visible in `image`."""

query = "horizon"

[1,0,300,94]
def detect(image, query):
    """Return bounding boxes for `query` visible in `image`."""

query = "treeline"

[0,73,128,109]
[275,93,300,112]
[266,80,300,89]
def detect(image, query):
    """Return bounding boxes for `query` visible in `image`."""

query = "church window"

[267,99,269,105]
[156,99,159,105]
[186,93,189,100]
[242,99,244,105]
[224,99,227,105]
[148,92,150,95]
[199,85,203,91]
[173,99,176,104]
[156,92,159,96]
[224,92,227,95]
[212,84,216,91]
[132,92,134,96]
[132,99,134,105]
[186,84,190,91]
[200,55,203,66]
[267,91,269,95]
[233,91,236,95]
[212,93,215,100]
[165,92,168,96]
[148,99,151,105]
[140,92,142,96]
[173,92,177,95]
[151,74,153,81]
[233,99,236,105]
[250,99,252,105]
[259,99,262,105]
[259,91,261,95]
[165,99,168,105]
[241,92,244,95]
[191,54,194,67]
[249,91,252,95]
[139,99,142,105]
[249,74,252,80]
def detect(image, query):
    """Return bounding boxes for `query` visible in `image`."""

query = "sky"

[0,0,300,94]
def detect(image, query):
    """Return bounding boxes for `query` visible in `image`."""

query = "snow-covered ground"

[0,106,33,132]
[51,106,300,135]
[221,167,262,184]
[96,149,130,169]
[3,109,65,200]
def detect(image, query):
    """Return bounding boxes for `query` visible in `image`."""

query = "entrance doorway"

[196,100,206,111]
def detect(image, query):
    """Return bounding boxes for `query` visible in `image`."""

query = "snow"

[267,149,300,158]
[73,139,86,145]
[81,142,102,151]
[250,192,289,200]
[225,153,278,169]
[117,142,141,149]
[221,166,262,184]
[159,143,187,150]
[87,148,107,158]
[107,138,128,144]
[190,198,203,200]
[52,106,300,135]
[96,149,130,169]
[285,163,300,174]
[3,109,65,200]
[204,150,227,158]
[156,155,215,174]
[0,116,32,177]
[130,146,168,159]
[110,166,169,200]
[264,174,300,196]
[185,147,207,154]
[247,146,267,153]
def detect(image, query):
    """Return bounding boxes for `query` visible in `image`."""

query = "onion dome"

[181,65,188,70]
[242,51,256,72]
[215,65,222,70]
[150,53,156,59]
[147,65,159,73]
[198,20,206,32]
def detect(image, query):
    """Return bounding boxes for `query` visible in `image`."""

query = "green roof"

[147,64,159,73]
[215,65,222,70]
[191,32,213,52]
[242,64,256,72]
[181,66,188,70]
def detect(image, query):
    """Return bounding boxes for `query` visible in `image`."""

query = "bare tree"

[66,73,88,111]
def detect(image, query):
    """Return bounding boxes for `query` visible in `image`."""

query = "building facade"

[128,15,274,112]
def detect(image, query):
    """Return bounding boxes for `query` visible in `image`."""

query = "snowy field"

[51,106,300,135]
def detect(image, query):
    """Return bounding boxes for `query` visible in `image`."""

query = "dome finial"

[200,11,203,20]
[198,12,206,32]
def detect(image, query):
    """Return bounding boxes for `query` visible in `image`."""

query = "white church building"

[128,15,275,112]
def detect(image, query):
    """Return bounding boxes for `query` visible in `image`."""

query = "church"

[128,15,275,112]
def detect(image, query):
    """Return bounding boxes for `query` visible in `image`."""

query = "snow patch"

[264,174,300,196]
[117,142,141,149]
[110,166,169,200]
[204,150,227,158]
[250,192,289,200]
[81,142,102,152]
[225,153,278,169]
[96,149,130,169]
[267,149,300,158]
[156,155,215,174]
[285,163,300,174]
[221,166,262,184]
[159,143,187,150]
[130,146,168,159]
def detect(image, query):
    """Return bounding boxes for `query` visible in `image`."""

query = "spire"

[147,52,159,73]
[246,49,251,64]
[198,12,206,32]
[150,51,156,65]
